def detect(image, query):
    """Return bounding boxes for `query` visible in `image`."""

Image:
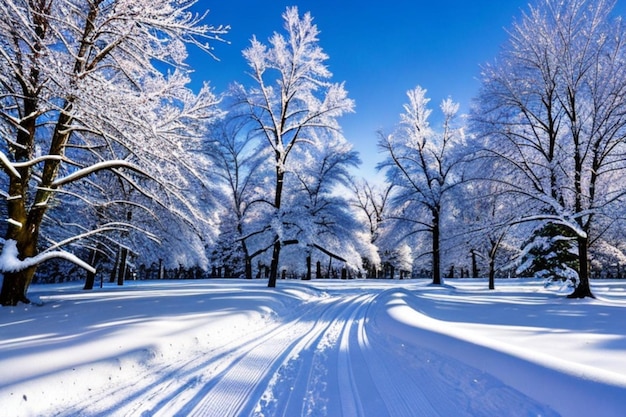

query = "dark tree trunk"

[117,247,128,286]
[471,250,479,278]
[239,224,253,279]
[83,248,100,290]
[110,249,119,283]
[245,257,253,279]
[84,272,95,290]
[431,210,442,285]
[488,258,496,290]
[268,163,284,288]
[0,268,36,306]
[268,240,281,288]
[569,236,594,298]
[0,226,39,306]
[304,255,312,280]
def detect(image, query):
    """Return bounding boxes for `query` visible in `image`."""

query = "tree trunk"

[488,258,496,290]
[268,240,281,288]
[431,210,442,285]
[0,223,39,306]
[117,247,128,286]
[268,162,284,288]
[83,248,99,290]
[245,257,253,279]
[0,267,36,306]
[239,224,253,279]
[304,255,312,280]
[110,249,119,283]
[471,250,479,278]
[569,236,594,298]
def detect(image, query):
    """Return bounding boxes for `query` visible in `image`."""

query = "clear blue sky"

[189,1,626,179]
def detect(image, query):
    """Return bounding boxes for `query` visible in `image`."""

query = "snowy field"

[1,278,625,417]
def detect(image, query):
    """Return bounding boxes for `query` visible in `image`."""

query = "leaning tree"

[0,0,227,305]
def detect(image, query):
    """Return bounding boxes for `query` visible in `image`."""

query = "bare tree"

[472,0,626,298]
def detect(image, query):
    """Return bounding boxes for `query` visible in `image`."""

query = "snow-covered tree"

[589,230,626,278]
[379,86,466,285]
[349,179,393,277]
[517,222,579,282]
[234,7,355,287]
[456,154,526,289]
[209,105,272,278]
[284,133,369,278]
[472,0,626,298]
[0,0,227,305]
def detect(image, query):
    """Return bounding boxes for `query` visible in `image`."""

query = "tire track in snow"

[359,294,454,416]
[63,310,287,417]
[251,290,442,417]
[168,294,360,417]
[255,295,361,417]
[68,300,309,416]
[61,284,562,417]
[62,289,358,417]
[326,291,433,416]
[254,293,378,417]
[335,294,380,416]
[254,288,561,417]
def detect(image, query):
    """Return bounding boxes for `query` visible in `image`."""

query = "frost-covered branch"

[51,160,151,188]
[0,152,21,179]
[43,222,161,254]
[0,240,95,274]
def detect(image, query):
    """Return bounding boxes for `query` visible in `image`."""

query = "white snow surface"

[1,278,625,417]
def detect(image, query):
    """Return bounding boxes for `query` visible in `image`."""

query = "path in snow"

[0,282,556,417]
[2,279,624,416]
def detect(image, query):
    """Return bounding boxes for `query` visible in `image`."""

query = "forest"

[2,0,626,305]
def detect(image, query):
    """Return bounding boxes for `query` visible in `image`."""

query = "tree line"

[1,0,626,305]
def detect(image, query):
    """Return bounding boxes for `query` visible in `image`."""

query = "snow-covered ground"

[1,278,625,417]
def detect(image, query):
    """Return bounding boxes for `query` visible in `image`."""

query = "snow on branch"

[0,152,21,179]
[43,222,161,254]
[510,214,588,239]
[51,160,151,188]
[12,155,67,169]
[0,240,95,274]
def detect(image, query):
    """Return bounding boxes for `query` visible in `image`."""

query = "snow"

[0,240,96,275]
[1,278,625,417]
[0,151,21,179]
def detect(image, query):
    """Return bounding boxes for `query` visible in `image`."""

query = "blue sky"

[190,1,626,179]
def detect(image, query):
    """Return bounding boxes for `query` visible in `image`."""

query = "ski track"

[24,284,564,417]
